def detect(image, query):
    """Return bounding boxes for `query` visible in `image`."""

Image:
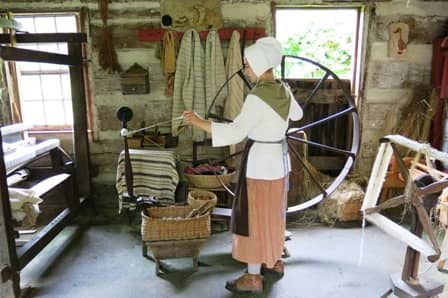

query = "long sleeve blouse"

[211,92,303,180]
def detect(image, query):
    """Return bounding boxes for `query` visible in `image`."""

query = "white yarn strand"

[358,210,367,266]
[120,116,184,137]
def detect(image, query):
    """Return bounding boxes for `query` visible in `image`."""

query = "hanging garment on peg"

[224,30,244,120]
[161,30,179,96]
[205,28,227,116]
[172,29,206,142]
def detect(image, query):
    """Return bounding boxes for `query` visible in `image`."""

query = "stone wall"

[359,1,448,176]
[1,0,448,218]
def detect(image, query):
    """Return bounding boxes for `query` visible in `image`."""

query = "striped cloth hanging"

[205,28,227,116]
[223,30,245,170]
[171,29,206,142]
[223,30,244,120]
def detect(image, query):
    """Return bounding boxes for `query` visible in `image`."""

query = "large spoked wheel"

[281,55,361,213]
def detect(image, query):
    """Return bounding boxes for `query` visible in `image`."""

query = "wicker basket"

[141,206,210,241]
[185,171,236,189]
[187,189,218,209]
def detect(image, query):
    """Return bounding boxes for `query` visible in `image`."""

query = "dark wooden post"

[0,132,20,298]
[68,42,91,198]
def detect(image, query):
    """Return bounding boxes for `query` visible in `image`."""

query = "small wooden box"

[120,63,150,95]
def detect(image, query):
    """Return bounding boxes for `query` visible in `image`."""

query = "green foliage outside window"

[281,25,354,79]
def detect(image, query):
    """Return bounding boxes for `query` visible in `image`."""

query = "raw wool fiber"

[318,180,365,226]
[384,85,437,156]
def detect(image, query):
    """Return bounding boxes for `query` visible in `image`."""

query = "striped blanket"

[115,149,179,212]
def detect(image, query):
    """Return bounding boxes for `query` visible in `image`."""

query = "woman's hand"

[182,110,203,126]
[182,110,212,133]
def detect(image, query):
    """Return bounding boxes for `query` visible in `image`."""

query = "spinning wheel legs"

[390,273,443,298]
[390,183,443,298]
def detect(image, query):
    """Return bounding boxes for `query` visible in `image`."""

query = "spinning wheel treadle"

[361,135,448,298]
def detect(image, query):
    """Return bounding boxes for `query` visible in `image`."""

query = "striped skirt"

[232,177,287,268]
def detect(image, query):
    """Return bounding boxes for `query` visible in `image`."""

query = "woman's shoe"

[225,273,263,294]
[261,260,284,278]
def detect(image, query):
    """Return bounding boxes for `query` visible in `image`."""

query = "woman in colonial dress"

[183,36,303,294]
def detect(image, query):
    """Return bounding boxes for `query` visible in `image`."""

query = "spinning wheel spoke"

[390,143,412,183]
[287,135,355,157]
[414,204,441,261]
[288,141,327,196]
[287,106,356,133]
[420,180,448,195]
[302,71,331,109]
[365,194,406,214]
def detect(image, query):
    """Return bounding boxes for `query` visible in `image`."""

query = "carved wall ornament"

[388,22,409,58]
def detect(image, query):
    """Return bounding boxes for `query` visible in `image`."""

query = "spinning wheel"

[361,135,448,297]
[212,55,361,216]
[281,55,360,213]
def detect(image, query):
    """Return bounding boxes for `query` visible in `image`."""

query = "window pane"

[56,16,77,33]
[61,74,72,99]
[16,44,41,71]
[17,60,40,72]
[38,42,60,54]
[17,43,38,50]
[34,16,56,33]
[41,75,62,100]
[64,100,74,125]
[19,76,42,100]
[44,101,65,125]
[16,17,35,33]
[38,43,63,70]
[58,43,68,55]
[22,102,45,124]
[14,13,79,127]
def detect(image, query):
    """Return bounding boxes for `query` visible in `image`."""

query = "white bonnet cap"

[244,37,283,77]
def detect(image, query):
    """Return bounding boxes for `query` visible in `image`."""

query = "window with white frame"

[12,13,78,129]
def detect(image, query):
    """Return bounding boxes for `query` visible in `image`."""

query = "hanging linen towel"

[223,31,246,170]
[205,28,228,116]
[223,30,244,120]
[115,149,179,213]
[172,29,206,142]
[161,30,178,96]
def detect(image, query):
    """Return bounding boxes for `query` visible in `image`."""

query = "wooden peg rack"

[138,27,266,42]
